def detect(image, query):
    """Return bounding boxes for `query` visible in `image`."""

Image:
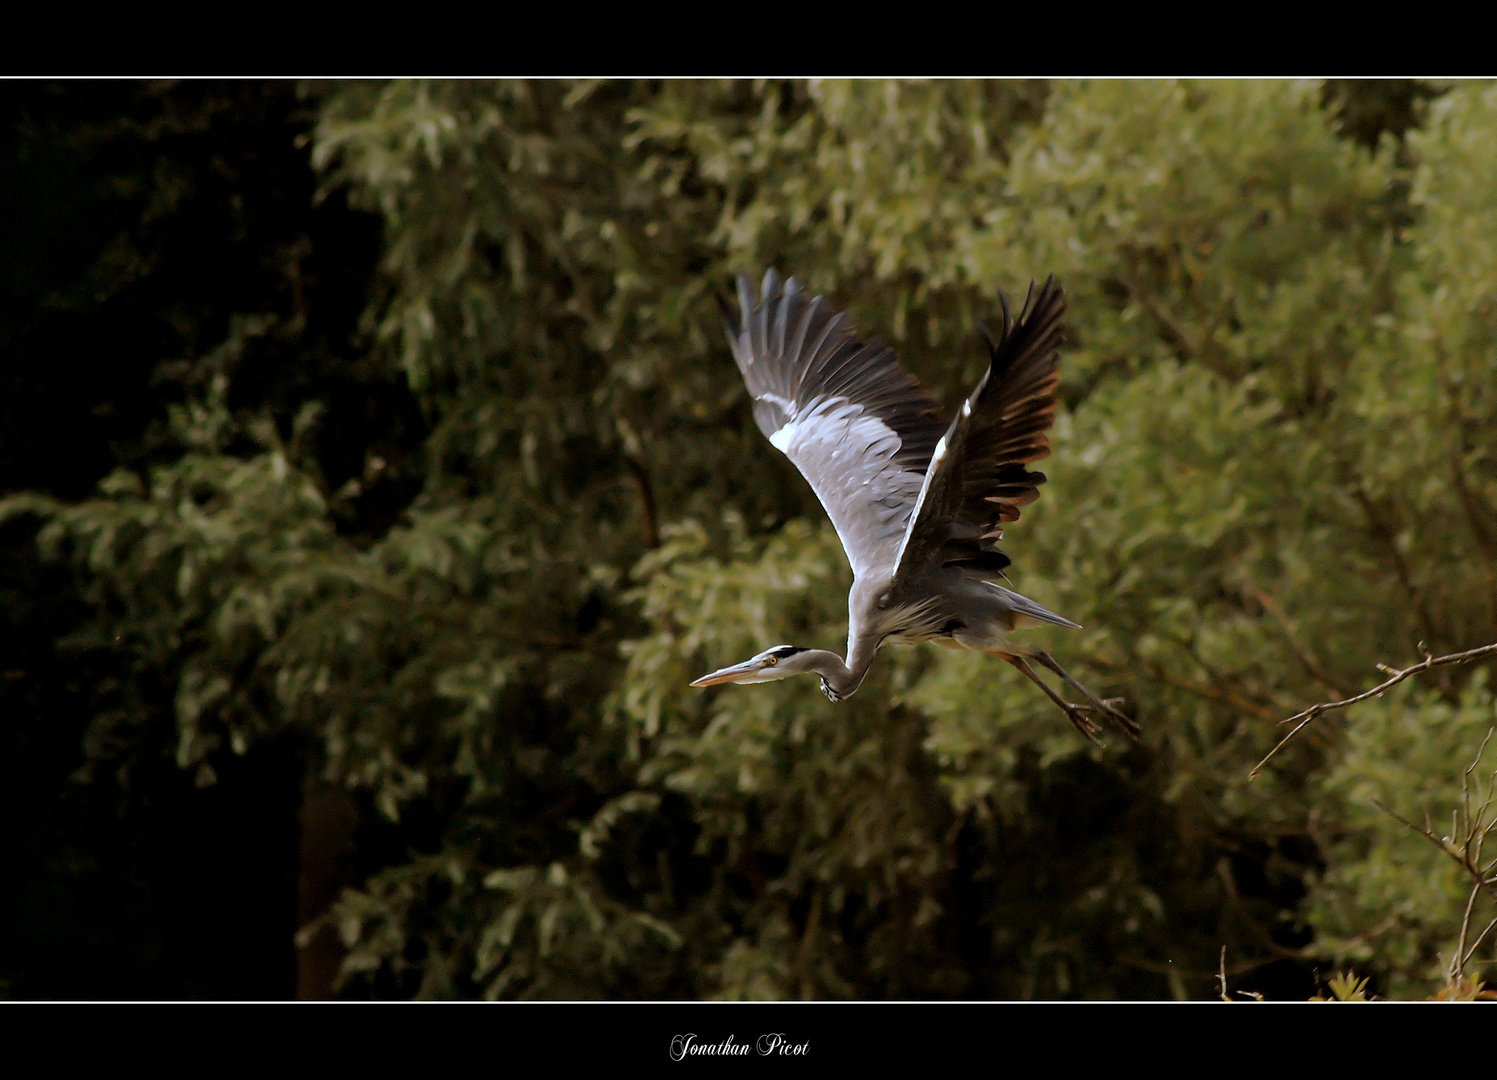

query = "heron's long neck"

[802,648,872,700]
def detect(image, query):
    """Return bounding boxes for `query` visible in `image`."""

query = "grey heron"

[690,270,1138,744]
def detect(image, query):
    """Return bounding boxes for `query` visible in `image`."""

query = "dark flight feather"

[893,276,1065,584]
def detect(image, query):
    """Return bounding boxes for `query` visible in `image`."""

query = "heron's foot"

[1060,701,1105,745]
[995,651,1140,745]
[1071,696,1140,742]
[1073,696,1126,713]
[1028,650,1142,743]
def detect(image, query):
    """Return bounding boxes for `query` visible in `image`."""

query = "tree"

[0,80,399,999]
[6,78,1494,999]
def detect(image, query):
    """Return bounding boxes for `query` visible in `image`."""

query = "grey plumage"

[724,270,945,579]
[696,270,1138,744]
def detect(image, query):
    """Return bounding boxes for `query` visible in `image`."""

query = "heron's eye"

[762,656,777,667]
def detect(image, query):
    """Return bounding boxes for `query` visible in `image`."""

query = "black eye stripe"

[770,646,805,658]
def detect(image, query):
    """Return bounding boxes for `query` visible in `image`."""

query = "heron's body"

[692,270,1138,742]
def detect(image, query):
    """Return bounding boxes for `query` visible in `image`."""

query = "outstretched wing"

[724,269,948,579]
[891,277,1065,584]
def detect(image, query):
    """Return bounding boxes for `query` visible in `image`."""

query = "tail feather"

[987,583,1081,630]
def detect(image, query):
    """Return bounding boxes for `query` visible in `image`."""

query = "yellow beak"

[689,659,764,687]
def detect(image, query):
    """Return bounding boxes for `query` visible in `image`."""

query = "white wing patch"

[890,429,949,581]
[767,395,925,579]
[769,421,798,452]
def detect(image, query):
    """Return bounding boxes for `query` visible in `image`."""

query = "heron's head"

[690,645,813,688]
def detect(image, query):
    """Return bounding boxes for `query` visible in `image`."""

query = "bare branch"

[1453,881,1484,982]
[1462,913,1497,969]
[1369,799,1465,867]
[1211,945,1268,1001]
[1368,729,1497,982]
[1250,642,1497,779]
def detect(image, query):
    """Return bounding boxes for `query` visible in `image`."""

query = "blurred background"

[1,79,1494,1001]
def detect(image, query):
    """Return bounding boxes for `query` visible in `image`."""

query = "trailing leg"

[1030,650,1140,741]
[991,651,1103,744]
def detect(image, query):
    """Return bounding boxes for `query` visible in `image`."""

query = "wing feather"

[725,270,948,579]
[892,277,1066,584]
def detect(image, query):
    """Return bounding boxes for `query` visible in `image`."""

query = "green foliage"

[0,81,389,999]
[1306,677,1496,996]
[9,78,1497,999]
[1315,970,1373,1001]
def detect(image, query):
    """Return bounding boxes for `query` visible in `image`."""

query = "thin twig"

[1139,288,1202,360]
[1438,358,1497,636]
[1217,858,1310,962]
[1246,584,1350,699]
[1250,642,1497,779]
[1351,487,1441,650]
[1120,269,1235,383]
[1454,880,1484,981]
[1090,654,1279,723]
[1449,448,1497,637]
[624,456,660,550]
[1368,795,1470,866]
[1367,728,1497,982]
[1462,913,1497,969]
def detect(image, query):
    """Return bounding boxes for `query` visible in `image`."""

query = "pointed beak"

[690,659,762,688]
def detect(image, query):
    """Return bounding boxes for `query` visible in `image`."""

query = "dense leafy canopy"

[4,79,1495,1000]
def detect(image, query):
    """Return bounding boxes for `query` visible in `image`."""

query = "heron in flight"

[690,270,1138,744]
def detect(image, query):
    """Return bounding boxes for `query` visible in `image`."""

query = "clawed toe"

[1072,697,1141,742]
[1000,652,1140,744]
[1072,698,1120,714]
[1062,703,1105,744]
